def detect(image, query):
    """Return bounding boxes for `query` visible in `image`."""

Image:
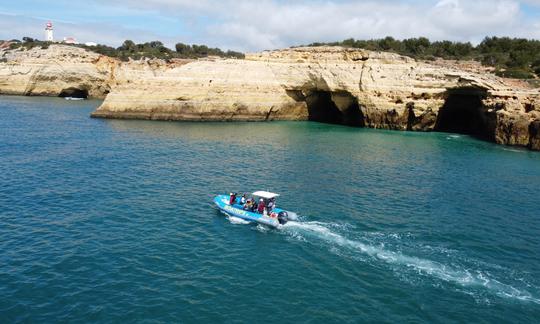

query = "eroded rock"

[1,45,539,150]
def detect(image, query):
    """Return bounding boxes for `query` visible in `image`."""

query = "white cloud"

[1,0,539,51]
[201,0,533,51]
[522,0,540,5]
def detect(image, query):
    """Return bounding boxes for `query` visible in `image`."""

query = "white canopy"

[252,191,280,199]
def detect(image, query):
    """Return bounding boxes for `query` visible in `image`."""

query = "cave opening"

[435,87,493,140]
[304,90,365,126]
[58,88,89,99]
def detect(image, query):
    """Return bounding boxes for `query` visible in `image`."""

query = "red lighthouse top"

[46,21,53,29]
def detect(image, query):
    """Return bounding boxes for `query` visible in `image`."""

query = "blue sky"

[1,0,539,52]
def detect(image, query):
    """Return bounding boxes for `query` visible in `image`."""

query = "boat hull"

[213,195,282,228]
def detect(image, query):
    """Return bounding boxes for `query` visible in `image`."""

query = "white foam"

[285,211,299,221]
[227,216,251,225]
[256,224,270,233]
[502,148,526,153]
[282,221,540,304]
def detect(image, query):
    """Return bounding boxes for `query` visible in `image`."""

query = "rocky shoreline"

[1,45,539,150]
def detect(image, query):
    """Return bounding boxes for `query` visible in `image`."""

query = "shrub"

[495,68,535,79]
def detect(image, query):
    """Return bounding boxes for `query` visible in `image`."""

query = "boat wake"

[281,221,540,304]
[227,215,251,225]
[285,211,299,221]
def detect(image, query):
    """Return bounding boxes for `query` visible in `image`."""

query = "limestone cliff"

[1,45,539,150]
[0,45,167,98]
[0,45,114,98]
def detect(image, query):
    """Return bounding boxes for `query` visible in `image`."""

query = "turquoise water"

[1,96,540,323]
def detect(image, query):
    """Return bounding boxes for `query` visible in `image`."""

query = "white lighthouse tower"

[45,21,54,42]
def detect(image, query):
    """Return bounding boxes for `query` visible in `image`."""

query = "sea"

[1,95,539,323]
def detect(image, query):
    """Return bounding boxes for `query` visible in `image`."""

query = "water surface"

[1,96,539,323]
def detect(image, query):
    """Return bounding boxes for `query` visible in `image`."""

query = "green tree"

[481,53,508,67]
[119,40,137,53]
[175,42,192,55]
[378,36,398,51]
[192,44,209,55]
[148,41,164,48]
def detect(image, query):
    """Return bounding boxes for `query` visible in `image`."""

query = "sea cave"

[58,87,89,99]
[435,87,493,140]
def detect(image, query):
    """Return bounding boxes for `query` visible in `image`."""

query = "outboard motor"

[277,211,289,225]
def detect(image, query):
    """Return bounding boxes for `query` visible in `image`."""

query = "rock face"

[0,45,114,98]
[1,45,539,150]
[0,45,166,98]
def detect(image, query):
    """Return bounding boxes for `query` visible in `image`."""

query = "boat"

[64,97,86,101]
[213,191,292,228]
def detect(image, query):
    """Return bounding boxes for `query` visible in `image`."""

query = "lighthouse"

[45,21,53,42]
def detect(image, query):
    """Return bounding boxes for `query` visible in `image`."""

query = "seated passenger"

[267,198,274,211]
[229,193,236,205]
[243,199,253,210]
[251,201,258,212]
[257,198,265,214]
[240,194,246,205]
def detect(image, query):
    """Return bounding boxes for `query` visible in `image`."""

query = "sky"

[1,0,540,52]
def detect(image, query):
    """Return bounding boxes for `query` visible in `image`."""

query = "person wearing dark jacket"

[257,198,265,214]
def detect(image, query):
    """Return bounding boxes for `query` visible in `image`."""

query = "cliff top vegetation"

[308,37,540,79]
[3,38,245,61]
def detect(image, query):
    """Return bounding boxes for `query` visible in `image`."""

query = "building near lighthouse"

[63,37,78,44]
[45,21,54,42]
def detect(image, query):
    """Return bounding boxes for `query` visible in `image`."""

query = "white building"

[45,21,53,42]
[63,37,78,45]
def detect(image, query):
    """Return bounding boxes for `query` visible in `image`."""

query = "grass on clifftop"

[3,38,245,61]
[308,36,540,79]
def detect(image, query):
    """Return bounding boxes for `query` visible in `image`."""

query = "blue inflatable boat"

[214,191,292,228]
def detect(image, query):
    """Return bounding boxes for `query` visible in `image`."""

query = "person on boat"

[240,194,246,205]
[267,198,274,212]
[229,192,236,205]
[243,198,253,210]
[257,198,265,214]
[251,200,258,212]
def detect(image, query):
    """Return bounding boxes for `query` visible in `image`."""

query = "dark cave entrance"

[304,90,365,126]
[435,87,493,140]
[58,88,89,99]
